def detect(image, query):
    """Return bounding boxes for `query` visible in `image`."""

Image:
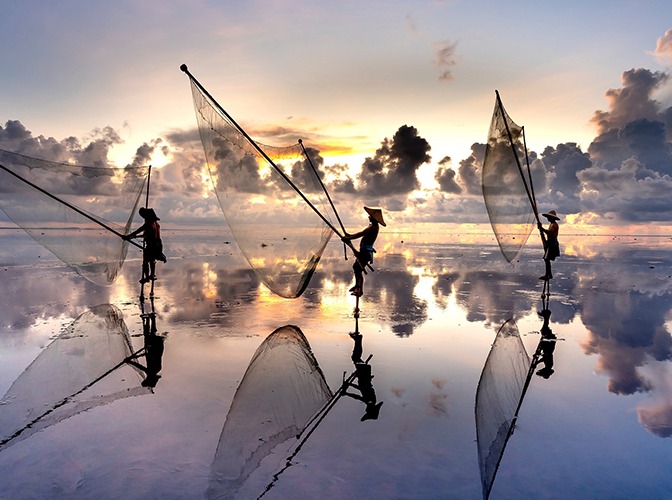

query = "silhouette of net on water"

[0,305,149,452]
[187,78,335,298]
[482,95,535,263]
[0,149,148,285]
[208,325,332,499]
[475,319,531,499]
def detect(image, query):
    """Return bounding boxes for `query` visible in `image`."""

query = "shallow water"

[0,227,671,499]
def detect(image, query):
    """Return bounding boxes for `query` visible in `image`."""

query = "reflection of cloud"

[576,252,672,395]
[638,405,672,437]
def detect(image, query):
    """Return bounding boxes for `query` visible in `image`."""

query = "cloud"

[590,69,669,136]
[433,39,458,82]
[653,28,672,65]
[435,155,462,194]
[357,125,431,197]
[456,143,485,195]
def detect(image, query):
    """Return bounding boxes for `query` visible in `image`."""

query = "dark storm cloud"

[591,69,669,135]
[435,156,462,194]
[357,125,431,197]
[327,163,357,194]
[290,145,325,194]
[526,67,672,221]
[456,143,485,195]
[540,142,591,214]
[434,39,458,82]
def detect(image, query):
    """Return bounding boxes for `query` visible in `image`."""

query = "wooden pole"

[0,163,143,249]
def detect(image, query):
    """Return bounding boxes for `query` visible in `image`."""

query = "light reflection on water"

[0,228,671,498]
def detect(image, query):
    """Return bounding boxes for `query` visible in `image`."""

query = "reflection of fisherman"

[127,312,165,388]
[124,207,167,284]
[538,210,560,281]
[342,207,386,297]
[342,333,383,421]
[534,308,556,379]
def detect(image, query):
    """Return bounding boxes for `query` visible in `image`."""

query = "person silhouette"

[534,308,557,379]
[125,207,167,284]
[342,332,383,421]
[127,310,165,388]
[538,210,560,280]
[342,207,386,297]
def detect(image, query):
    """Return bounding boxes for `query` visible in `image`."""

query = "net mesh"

[475,319,531,499]
[0,149,148,285]
[482,95,535,263]
[208,325,332,499]
[0,304,149,452]
[188,78,335,298]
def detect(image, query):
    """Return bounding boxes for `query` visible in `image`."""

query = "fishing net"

[0,304,149,452]
[187,76,335,298]
[475,319,531,499]
[0,149,148,285]
[482,94,536,263]
[208,325,332,499]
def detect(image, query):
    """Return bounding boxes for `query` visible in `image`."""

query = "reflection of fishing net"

[475,319,531,499]
[0,149,148,285]
[208,325,332,499]
[188,78,335,298]
[482,95,535,263]
[0,304,149,452]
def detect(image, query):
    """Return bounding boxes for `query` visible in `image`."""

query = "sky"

[2,0,672,231]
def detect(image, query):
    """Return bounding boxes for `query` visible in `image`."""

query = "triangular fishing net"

[0,149,148,285]
[187,76,335,298]
[482,94,536,263]
[475,319,531,499]
[0,304,149,452]
[208,325,332,499]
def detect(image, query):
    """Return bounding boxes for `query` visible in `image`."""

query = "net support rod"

[181,64,371,271]
[145,165,152,209]
[298,139,350,261]
[495,90,542,227]
[0,163,143,250]
[180,65,339,234]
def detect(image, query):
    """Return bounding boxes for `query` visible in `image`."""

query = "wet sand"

[1,228,671,499]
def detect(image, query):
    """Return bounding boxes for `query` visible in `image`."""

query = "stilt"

[351,294,361,337]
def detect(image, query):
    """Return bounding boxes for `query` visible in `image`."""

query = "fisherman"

[538,210,560,280]
[124,207,166,284]
[342,207,386,297]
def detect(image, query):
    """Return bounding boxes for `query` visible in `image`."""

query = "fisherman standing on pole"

[538,210,560,280]
[124,207,166,284]
[342,207,385,297]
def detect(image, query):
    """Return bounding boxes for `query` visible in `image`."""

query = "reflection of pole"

[354,294,360,335]
[259,355,373,499]
[485,335,544,500]
[0,345,146,449]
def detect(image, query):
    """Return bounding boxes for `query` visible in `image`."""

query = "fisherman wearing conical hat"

[124,207,167,284]
[537,210,560,280]
[342,207,386,297]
